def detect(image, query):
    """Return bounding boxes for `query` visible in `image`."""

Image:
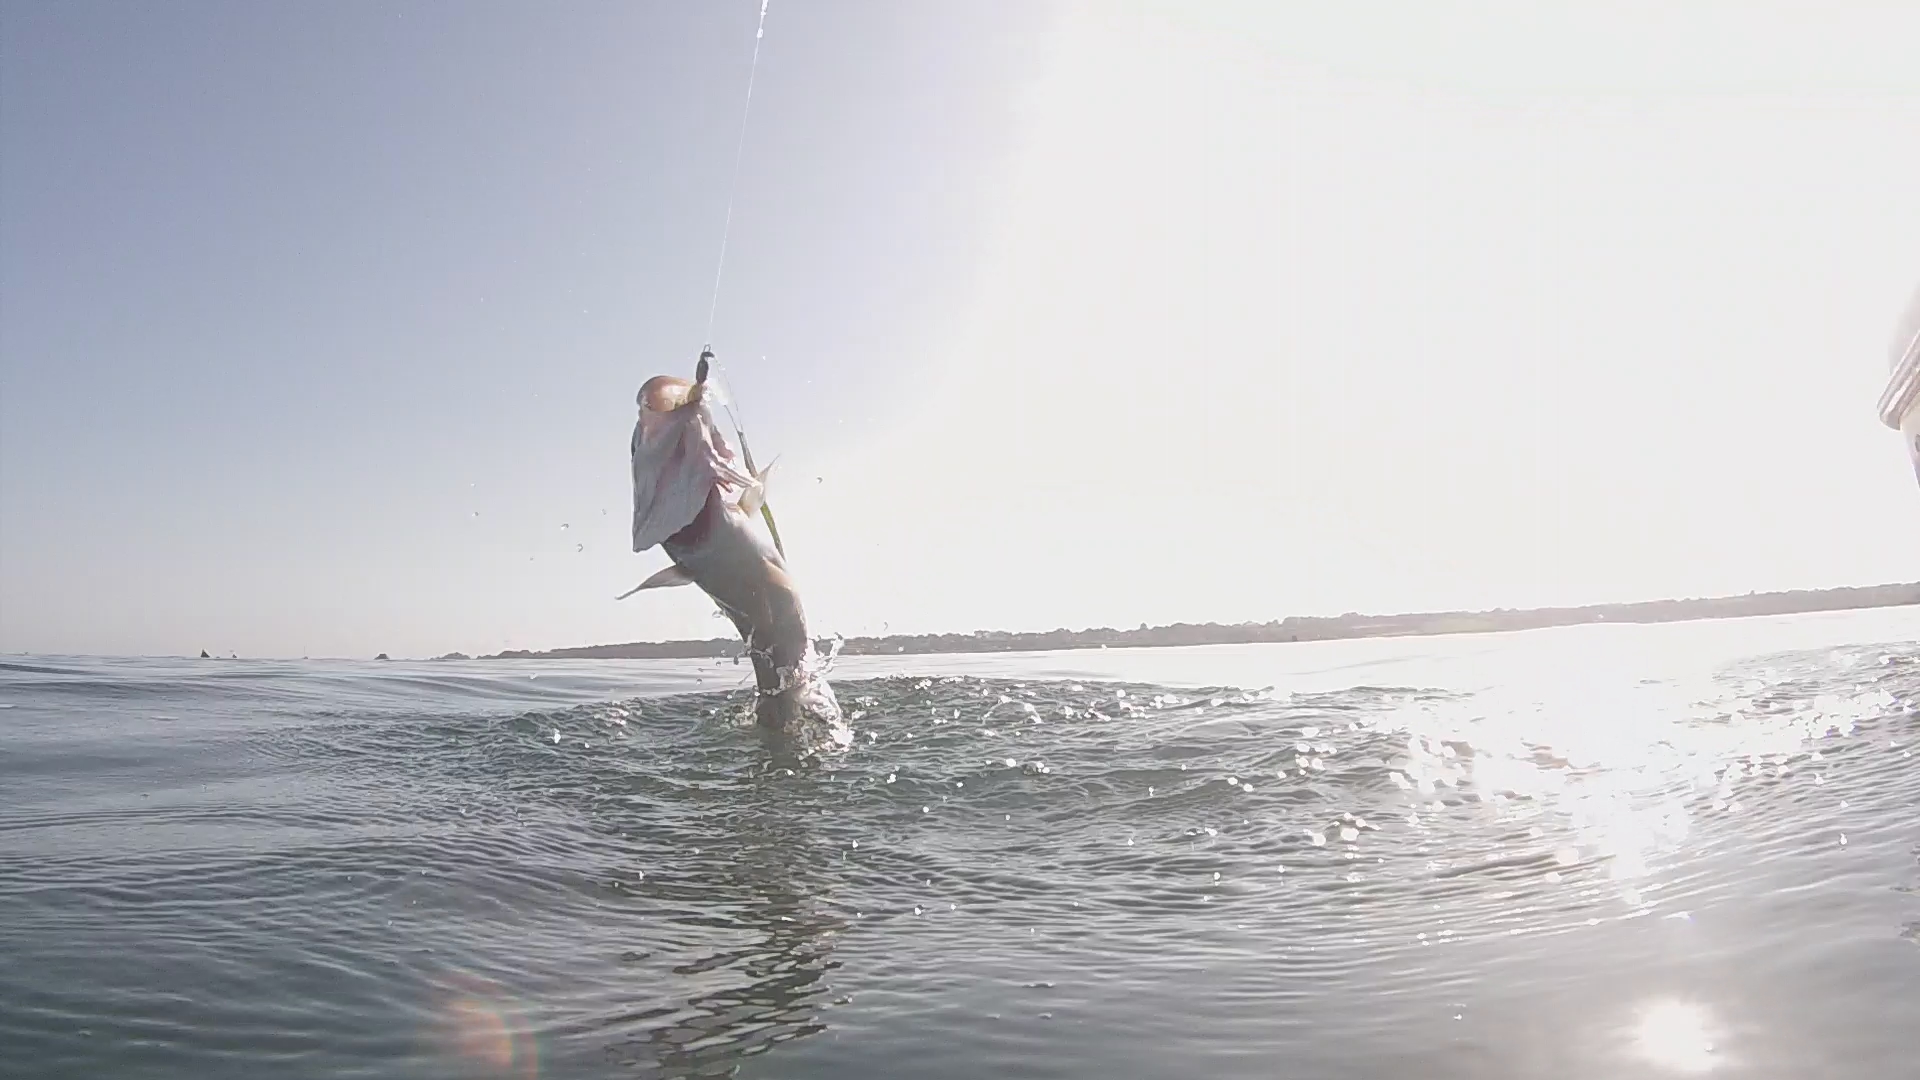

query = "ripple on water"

[1,628,1918,1078]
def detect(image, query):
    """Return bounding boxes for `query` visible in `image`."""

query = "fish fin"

[737,455,780,519]
[614,564,694,600]
[736,455,787,561]
[759,502,787,562]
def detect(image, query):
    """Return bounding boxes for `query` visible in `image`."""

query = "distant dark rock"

[374,653,390,661]
[433,652,471,661]
[199,650,210,659]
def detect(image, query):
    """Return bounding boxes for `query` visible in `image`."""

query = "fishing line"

[703,0,772,348]
[691,3,789,562]
[618,8,784,602]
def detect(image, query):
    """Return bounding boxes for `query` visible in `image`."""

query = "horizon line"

[15,581,1913,664]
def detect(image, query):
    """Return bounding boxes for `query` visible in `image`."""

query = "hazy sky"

[3,1,1917,660]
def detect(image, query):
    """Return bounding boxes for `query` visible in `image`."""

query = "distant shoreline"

[440,583,1920,662]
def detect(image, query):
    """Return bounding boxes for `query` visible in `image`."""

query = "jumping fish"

[625,358,846,753]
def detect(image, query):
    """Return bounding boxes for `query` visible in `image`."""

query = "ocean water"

[3,607,1918,1080]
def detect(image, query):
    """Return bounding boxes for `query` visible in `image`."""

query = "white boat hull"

[1900,409,1920,485]
[1884,285,1920,485]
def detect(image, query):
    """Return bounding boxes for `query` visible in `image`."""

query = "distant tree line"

[456,583,1920,662]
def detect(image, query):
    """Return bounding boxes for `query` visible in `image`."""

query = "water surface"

[3,607,1917,1078]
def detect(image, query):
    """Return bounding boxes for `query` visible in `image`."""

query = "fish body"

[628,373,845,754]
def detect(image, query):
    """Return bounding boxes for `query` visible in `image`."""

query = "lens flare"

[432,973,540,1079]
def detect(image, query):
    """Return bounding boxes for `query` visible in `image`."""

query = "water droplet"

[886,773,896,783]
[1339,826,1359,843]
[1307,830,1327,846]
[921,806,930,814]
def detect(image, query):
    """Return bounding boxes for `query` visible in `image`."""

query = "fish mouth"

[629,373,754,553]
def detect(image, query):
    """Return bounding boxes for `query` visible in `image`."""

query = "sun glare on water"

[1627,998,1723,1074]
